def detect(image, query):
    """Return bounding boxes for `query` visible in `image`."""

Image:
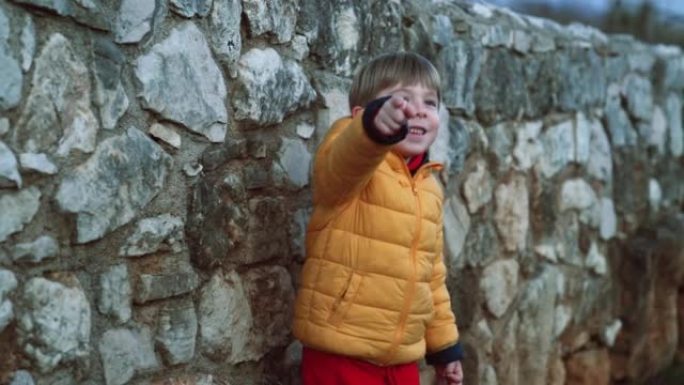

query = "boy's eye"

[426,100,438,107]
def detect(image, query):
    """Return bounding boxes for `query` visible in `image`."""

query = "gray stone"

[243,0,296,43]
[9,370,34,385]
[93,39,129,130]
[0,6,8,42]
[9,0,110,30]
[432,15,453,48]
[0,140,22,187]
[443,195,470,269]
[170,0,212,18]
[134,265,200,304]
[628,49,656,74]
[649,178,662,211]
[604,83,637,147]
[199,271,253,362]
[555,213,583,267]
[291,208,309,260]
[559,178,599,227]
[481,259,519,318]
[462,159,493,214]
[135,22,227,142]
[531,33,556,53]
[296,122,315,139]
[245,197,289,264]
[19,153,58,175]
[512,121,543,171]
[98,264,131,323]
[554,304,572,338]
[242,266,295,360]
[585,242,607,275]
[539,120,574,178]
[233,48,315,125]
[115,0,155,43]
[601,319,622,347]
[149,123,182,149]
[0,187,40,242]
[512,30,532,53]
[517,266,559,385]
[276,138,311,188]
[20,15,35,72]
[18,277,91,372]
[119,214,184,257]
[599,198,617,240]
[11,235,59,263]
[640,106,667,154]
[297,0,364,76]
[55,127,173,243]
[494,175,529,252]
[312,71,351,138]
[622,73,653,121]
[209,0,242,77]
[0,118,8,136]
[586,117,612,183]
[475,49,528,124]
[156,299,197,365]
[574,113,591,166]
[0,268,17,332]
[556,48,606,112]
[666,93,683,157]
[463,220,500,268]
[288,34,309,61]
[0,41,22,110]
[482,24,513,48]
[99,327,159,385]
[13,33,98,156]
[438,41,484,116]
[487,122,514,171]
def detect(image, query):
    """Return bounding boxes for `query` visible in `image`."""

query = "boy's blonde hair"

[349,52,441,109]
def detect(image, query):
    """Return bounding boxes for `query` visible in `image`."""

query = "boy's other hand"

[373,95,416,137]
[435,360,463,385]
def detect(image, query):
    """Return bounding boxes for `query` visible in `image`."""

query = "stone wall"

[0,1,682,385]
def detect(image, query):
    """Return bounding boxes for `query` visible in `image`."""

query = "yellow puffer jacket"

[292,113,459,366]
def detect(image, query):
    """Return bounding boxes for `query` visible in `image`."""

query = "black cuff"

[425,342,464,365]
[362,96,408,145]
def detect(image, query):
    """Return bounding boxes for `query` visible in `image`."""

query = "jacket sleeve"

[312,109,393,207]
[424,215,462,364]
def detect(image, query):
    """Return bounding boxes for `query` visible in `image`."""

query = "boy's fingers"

[389,95,406,109]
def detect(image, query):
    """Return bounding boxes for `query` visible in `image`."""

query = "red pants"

[301,347,420,385]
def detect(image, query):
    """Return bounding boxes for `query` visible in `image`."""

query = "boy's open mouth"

[409,126,426,136]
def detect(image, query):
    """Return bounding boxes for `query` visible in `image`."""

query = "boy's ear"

[351,106,363,119]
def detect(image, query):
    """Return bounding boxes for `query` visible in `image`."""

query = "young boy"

[292,52,463,385]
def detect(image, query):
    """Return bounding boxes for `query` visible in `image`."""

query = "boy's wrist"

[425,341,464,365]
[362,96,408,145]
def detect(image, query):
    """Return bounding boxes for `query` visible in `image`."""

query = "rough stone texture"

[18,276,91,372]
[233,48,316,125]
[276,138,311,188]
[55,127,173,243]
[243,0,297,43]
[199,271,252,362]
[99,327,159,385]
[10,235,59,264]
[12,33,99,156]
[115,0,155,44]
[135,22,228,142]
[462,159,493,214]
[208,0,242,77]
[119,214,184,257]
[9,0,110,30]
[0,187,41,242]
[0,268,18,332]
[0,1,682,385]
[0,140,22,187]
[170,0,212,18]
[494,175,529,252]
[156,299,197,365]
[98,264,132,323]
[480,259,519,318]
[565,349,611,385]
[93,38,129,130]
[18,153,58,175]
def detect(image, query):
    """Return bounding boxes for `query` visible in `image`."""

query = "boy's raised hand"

[435,360,463,385]
[373,95,417,137]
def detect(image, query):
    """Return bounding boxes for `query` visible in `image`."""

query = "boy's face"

[376,83,440,158]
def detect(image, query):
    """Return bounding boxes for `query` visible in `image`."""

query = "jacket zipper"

[380,163,427,364]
